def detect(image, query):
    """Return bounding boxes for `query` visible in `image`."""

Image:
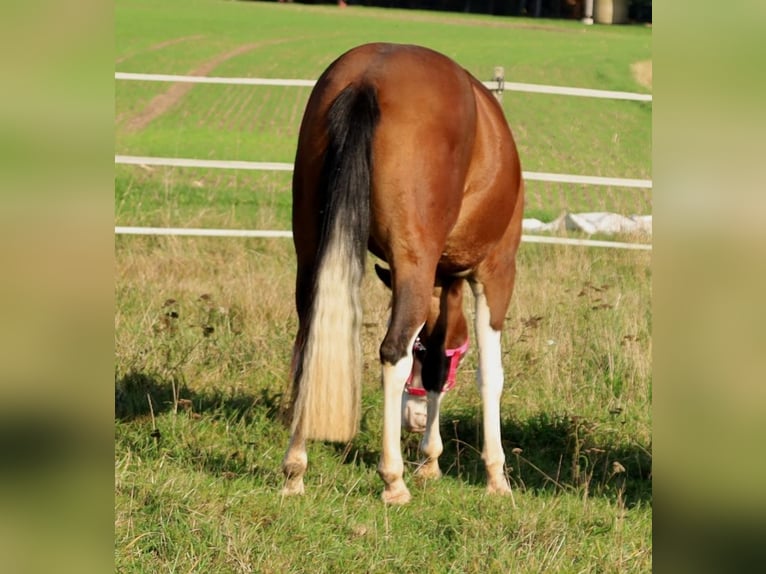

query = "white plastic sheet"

[522,213,652,235]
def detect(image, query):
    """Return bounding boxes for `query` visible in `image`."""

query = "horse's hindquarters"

[286,43,524,503]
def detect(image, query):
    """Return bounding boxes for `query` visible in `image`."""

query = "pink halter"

[404,338,469,396]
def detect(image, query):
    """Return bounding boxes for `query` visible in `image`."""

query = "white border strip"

[115,155,652,189]
[114,72,652,102]
[114,226,651,250]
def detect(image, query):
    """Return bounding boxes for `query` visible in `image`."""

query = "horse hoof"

[381,482,411,505]
[486,480,512,496]
[414,461,442,481]
[281,478,305,496]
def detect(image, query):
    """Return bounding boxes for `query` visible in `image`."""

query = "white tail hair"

[291,226,364,442]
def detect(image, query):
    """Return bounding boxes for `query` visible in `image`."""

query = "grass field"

[115,0,652,224]
[115,1,651,571]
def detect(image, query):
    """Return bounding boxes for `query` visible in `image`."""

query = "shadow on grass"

[115,371,289,481]
[337,408,652,507]
[115,370,284,424]
[116,371,650,505]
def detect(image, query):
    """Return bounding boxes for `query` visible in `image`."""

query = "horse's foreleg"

[471,282,511,495]
[414,391,445,480]
[377,264,436,504]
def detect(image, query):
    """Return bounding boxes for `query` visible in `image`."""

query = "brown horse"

[281,43,524,504]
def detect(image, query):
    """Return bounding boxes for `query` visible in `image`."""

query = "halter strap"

[404,338,469,396]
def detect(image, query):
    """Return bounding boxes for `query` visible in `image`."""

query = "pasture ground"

[115,1,651,571]
[115,238,651,572]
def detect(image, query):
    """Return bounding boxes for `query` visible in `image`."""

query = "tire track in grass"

[228,89,256,133]
[212,87,240,130]
[124,39,291,133]
[116,35,207,65]
[199,85,223,127]
[247,90,273,134]
[287,86,309,137]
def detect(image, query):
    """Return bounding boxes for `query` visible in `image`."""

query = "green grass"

[116,408,649,572]
[115,237,651,572]
[115,2,651,571]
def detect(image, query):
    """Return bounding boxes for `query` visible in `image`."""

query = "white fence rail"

[115,155,652,189]
[115,70,652,250]
[115,226,652,251]
[115,72,653,102]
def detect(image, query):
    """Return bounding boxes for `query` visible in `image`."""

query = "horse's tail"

[291,83,380,442]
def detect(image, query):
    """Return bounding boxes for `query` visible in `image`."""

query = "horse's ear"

[374,264,392,289]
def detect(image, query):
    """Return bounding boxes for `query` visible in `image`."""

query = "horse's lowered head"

[374,263,468,395]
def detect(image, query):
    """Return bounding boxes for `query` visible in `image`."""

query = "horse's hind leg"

[281,261,314,496]
[281,336,308,496]
[282,428,307,496]
[469,259,517,495]
[377,269,434,504]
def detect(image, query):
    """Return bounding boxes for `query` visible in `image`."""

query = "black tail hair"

[288,83,380,442]
[316,82,380,270]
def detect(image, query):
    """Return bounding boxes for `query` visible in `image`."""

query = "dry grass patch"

[631,60,652,90]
